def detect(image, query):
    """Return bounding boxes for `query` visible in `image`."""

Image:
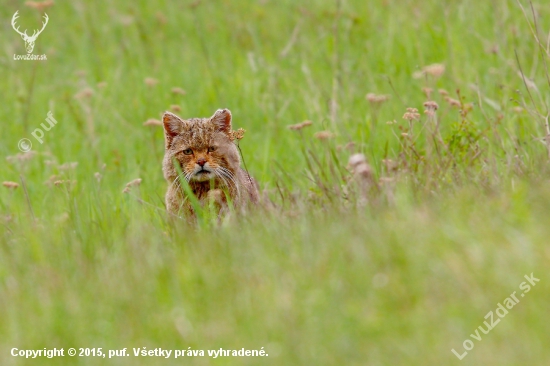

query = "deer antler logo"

[11,11,49,54]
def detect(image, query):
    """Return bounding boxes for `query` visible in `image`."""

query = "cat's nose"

[196,158,207,167]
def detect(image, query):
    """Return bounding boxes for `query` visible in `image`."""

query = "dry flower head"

[25,0,54,11]
[444,96,461,108]
[314,131,335,140]
[403,108,420,121]
[74,87,94,100]
[348,154,367,169]
[144,77,159,87]
[6,151,36,164]
[345,142,356,151]
[54,180,76,187]
[413,63,445,79]
[424,101,439,109]
[143,119,162,127]
[2,181,19,189]
[229,128,246,141]
[171,87,186,95]
[125,178,142,188]
[288,120,313,131]
[348,154,375,200]
[123,179,142,194]
[423,101,439,118]
[366,93,390,104]
[44,175,58,186]
[59,162,78,171]
[422,87,433,99]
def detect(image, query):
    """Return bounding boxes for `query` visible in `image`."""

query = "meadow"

[1,0,550,365]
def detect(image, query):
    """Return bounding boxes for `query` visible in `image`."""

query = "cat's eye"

[182,148,193,155]
[207,146,216,152]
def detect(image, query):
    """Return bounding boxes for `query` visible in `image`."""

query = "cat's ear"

[163,112,184,147]
[210,108,232,134]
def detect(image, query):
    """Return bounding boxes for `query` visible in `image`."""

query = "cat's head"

[162,109,241,183]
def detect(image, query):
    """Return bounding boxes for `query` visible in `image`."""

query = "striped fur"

[162,109,259,216]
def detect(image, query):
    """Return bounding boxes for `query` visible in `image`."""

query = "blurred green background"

[1,0,549,365]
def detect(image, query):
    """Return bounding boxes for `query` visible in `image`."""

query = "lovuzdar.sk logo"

[11,11,48,61]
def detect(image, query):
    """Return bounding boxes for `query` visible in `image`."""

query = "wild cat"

[162,109,259,215]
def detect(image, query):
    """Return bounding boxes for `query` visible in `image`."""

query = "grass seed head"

[413,64,445,79]
[314,131,335,140]
[2,181,19,189]
[423,63,445,77]
[444,96,461,108]
[25,1,54,12]
[74,87,94,100]
[125,178,142,187]
[171,87,186,95]
[288,120,312,130]
[144,77,159,87]
[143,118,162,126]
[54,180,76,187]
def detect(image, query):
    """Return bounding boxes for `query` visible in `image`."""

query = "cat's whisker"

[216,168,236,186]
[220,174,239,194]
[213,170,230,187]
[170,170,194,194]
[170,175,182,191]
[215,168,240,198]
[215,171,241,200]
[214,168,233,184]
[217,166,236,181]
[213,170,230,189]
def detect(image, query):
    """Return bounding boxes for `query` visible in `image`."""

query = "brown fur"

[162,109,259,216]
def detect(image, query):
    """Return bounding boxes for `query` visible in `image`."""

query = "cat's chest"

[190,181,224,199]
